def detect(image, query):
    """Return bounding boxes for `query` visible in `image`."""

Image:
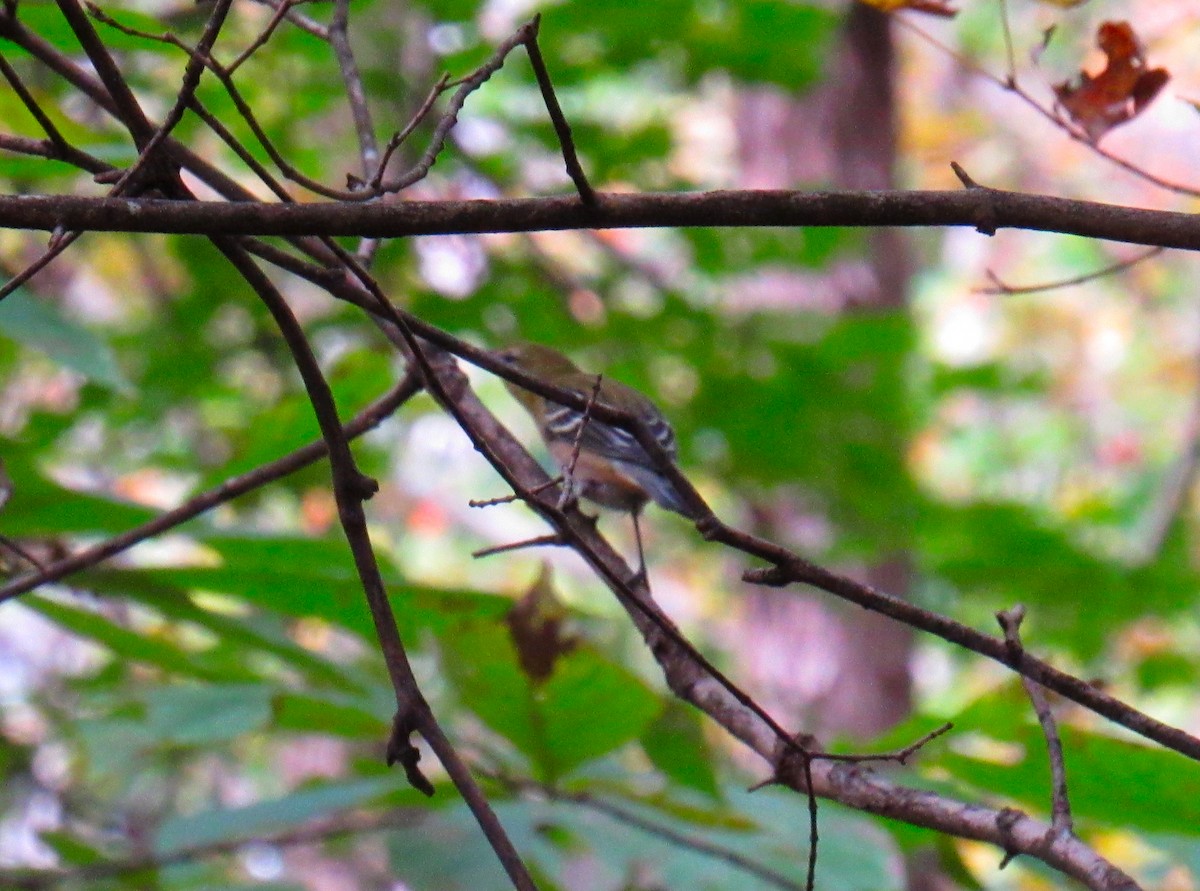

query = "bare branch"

[214,240,537,890]
[227,0,299,73]
[977,247,1163,296]
[997,606,1074,837]
[247,0,328,40]
[329,0,378,179]
[0,50,70,153]
[523,15,594,204]
[0,189,1197,253]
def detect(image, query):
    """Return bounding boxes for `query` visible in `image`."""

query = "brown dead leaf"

[858,0,957,18]
[506,565,575,683]
[1053,21,1169,142]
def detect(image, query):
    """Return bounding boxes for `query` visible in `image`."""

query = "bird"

[497,342,699,581]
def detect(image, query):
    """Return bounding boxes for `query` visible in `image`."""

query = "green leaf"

[388,789,901,891]
[155,777,403,856]
[273,692,389,739]
[687,311,917,545]
[0,289,131,392]
[689,0,838,88]
[0,453,156,535]
[37,830,105,866]
[130,591,362,693]
[941,725,1200,835]
[83,534,512,641]
[641,701,721,800]
[26,596,259,683]
[545,0,836,89]
[442,622,661,780]
[142,683,274,744]
[920,502,1200,656]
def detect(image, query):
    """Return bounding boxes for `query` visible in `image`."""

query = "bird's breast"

[547,442,648,512]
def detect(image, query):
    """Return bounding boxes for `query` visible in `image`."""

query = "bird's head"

[497,342,583,378]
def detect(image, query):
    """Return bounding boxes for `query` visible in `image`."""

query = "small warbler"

[498,342,698,578]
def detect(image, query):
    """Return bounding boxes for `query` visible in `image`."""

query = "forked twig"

[997,606,1073,838]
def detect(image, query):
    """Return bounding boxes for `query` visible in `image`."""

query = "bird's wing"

[542,398,678,465]
[542,395,697,518]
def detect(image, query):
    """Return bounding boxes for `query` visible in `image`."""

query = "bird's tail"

[619,462,702,520]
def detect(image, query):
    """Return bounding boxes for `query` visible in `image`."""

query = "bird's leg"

[629,508,648,587]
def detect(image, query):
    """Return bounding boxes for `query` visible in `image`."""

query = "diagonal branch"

[212,240,538,891]
[0,375,421,604]
[228,229,1200,767]
[354,324,1141,891]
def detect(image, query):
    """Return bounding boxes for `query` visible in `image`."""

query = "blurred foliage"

[0,0,1199,890]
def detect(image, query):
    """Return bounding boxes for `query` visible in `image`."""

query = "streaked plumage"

[498,342,697,578]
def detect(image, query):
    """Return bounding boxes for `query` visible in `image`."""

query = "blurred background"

[1,0,1200,888]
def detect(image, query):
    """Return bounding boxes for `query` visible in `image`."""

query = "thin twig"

[977,247,1163,296]
[0,131,112,175]
[559,372,604,509]
[246,0,328,40]
[364,74,453,191]
[329,0,377,179]
[0,535,44,572]
[809,721,954,766]
[997,606,1074,837]
[802,757,818,891]
[0,231,82,302]
[328,0,383,262]
[470,476,564,508]
[522,15,594,204]
[0,50,70,152]
[472,534,566,559]
[372,18,539,195]
[227,0,298,73]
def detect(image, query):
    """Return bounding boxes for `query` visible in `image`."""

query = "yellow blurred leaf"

[858,0,957,16]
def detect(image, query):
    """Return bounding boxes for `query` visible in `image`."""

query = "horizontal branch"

[0,187,1199,249]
